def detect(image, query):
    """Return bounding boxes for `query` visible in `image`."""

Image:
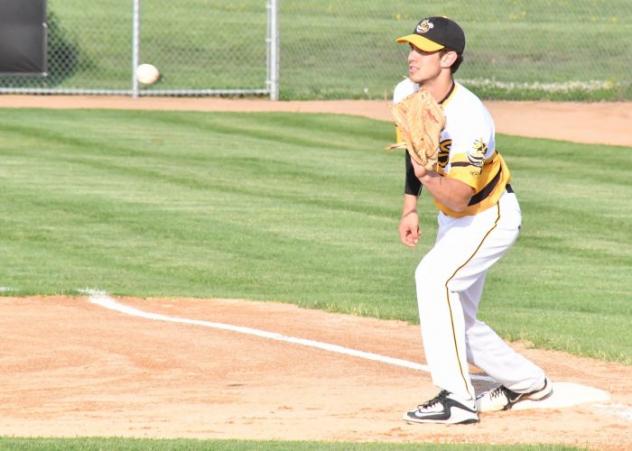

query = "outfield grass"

[0,437,583,451]
[3,0,631,100]
[0,109,630,365]
[280,0,632,100]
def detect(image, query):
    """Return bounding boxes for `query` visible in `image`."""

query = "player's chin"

[408,71,424,84]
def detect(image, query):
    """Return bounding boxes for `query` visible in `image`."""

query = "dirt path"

[1,95,631,147]
[1,295,631,448]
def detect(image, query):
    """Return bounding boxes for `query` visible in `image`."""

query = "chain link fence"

[1,0,631,101]
[0,0,274,97]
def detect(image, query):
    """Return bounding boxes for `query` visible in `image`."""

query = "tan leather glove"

[388,89,445,171]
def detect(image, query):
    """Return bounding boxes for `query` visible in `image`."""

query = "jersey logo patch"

[468,139,487,168]
[438,139,451,169]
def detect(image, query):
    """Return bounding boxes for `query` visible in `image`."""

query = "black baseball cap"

[396,16,465,54]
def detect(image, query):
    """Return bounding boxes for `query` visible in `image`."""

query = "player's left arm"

[410,160,474,212]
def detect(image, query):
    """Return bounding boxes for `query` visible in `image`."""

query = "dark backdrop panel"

[0,0,47,74]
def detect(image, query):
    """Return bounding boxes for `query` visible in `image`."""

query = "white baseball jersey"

[393,78,511,218]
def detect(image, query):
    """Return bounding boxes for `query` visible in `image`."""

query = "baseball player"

[393,16,553,424]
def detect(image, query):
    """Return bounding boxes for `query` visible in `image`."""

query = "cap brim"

[396,34,444,52]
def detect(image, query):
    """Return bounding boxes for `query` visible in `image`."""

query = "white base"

[512,382,610,410]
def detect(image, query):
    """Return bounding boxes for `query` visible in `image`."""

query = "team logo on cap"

[416,19,434,34]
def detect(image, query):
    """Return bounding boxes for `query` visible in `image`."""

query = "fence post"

[267,0,279,101]
[131,0,141,98]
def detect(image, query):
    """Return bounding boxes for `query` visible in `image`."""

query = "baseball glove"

[387,89,445,171]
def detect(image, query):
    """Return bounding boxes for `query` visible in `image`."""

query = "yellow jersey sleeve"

[435,151,511,217]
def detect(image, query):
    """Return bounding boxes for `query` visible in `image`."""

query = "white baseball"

[136,63,160,85]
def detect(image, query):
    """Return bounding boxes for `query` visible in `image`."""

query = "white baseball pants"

[415,191,546,401]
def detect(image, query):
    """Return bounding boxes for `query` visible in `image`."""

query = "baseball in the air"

[136,63,160,85]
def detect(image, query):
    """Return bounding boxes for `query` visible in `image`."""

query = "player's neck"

[421,73,454,104]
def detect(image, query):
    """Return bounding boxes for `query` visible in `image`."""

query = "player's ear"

[440,50,458,69]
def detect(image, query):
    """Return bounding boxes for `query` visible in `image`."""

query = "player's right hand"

[399,211,420,247]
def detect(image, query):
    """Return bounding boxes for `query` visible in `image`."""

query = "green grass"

[0,109,630,367]
[2,0,631,100]
[0,437,583,451]
[279,0,632,100]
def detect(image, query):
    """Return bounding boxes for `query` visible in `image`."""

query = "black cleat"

[404,390,479,424]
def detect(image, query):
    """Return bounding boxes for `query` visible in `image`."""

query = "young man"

[393,16,552,425]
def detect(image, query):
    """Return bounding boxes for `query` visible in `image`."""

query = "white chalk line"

[595,403,632,421]
[83,290,624,413]
[83,289,492,380]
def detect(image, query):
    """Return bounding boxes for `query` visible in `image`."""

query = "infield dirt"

[1,295,631,449]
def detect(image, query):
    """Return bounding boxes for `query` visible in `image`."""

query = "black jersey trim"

[439,82,456,105]
[468,168,501,206]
